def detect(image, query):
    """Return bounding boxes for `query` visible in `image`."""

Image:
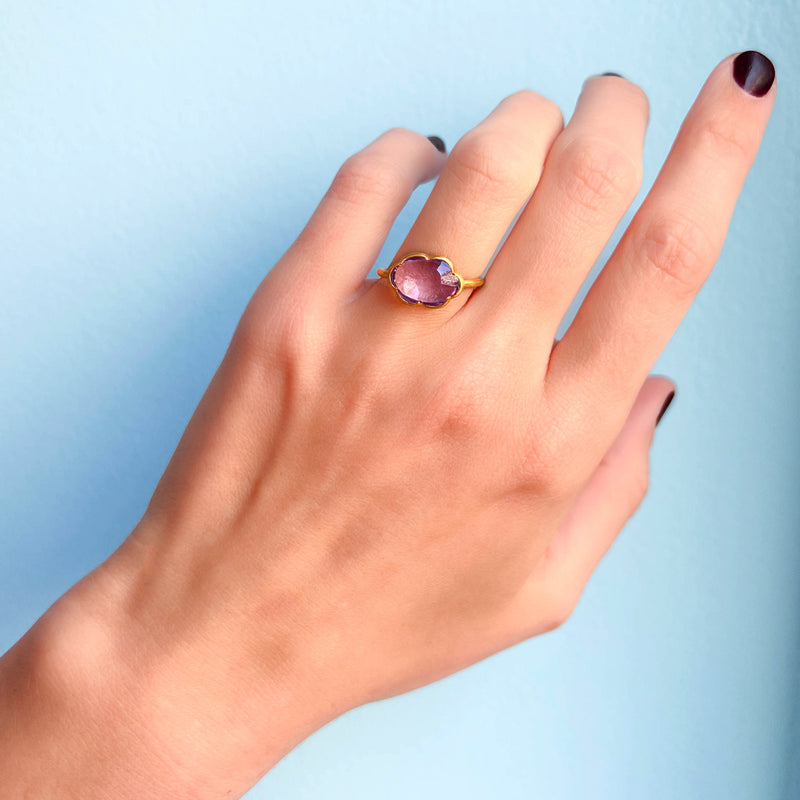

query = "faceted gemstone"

[389,257,461,307]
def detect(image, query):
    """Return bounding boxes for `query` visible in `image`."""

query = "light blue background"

[1,2,798,798]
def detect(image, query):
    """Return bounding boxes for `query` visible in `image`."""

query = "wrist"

[0,576,172,799]
[0,525,337,799]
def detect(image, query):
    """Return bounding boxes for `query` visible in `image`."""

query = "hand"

[0,51,775,800]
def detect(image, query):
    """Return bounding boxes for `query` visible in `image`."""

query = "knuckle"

[376,126,436,156]
[327,151,401,208]
[540,587,579,632]
[228,302,323,406]
[598,450,650,510]
[380,125,421,144]
[449,129,531,198]
[258,299,324,380]
[636,212,715,299]
[627,459,651,507]
[230,294,274,360]
[516,414,579,498]
[270,308,309,368]
[230,315,265,363]
[558,136,642,214]
[696,115,753,161]
[428,368,497,443]
[501,89,565,130]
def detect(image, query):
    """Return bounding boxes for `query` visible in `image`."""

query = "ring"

[377,252,485,308]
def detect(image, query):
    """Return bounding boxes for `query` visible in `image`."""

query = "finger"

[468,74,648,350]
[267,128,446,303]
[543,376,675,591]
[547,51,775,473]
[370,90,563,316]
[507,376,675,634]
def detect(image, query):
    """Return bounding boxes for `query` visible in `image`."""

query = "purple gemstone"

[389,257,461,307]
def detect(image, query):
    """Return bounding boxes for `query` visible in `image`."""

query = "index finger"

[546,51,776,464]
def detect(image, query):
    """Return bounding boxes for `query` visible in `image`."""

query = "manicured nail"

[732,51,775,97]
[427,135,446,154]
[655,390,676,427]
[599,71,625,78]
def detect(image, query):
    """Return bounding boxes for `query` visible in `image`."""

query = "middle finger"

[368,90,563,318]
[467,75,649,356]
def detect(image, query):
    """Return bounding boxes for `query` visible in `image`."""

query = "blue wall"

[1,2,797,797]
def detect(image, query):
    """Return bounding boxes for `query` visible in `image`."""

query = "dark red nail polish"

[427,135,446,154]
[732,51,775,97]
[655,390,676,427]
[599,72,625,78]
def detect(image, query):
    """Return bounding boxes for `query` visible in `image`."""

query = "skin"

[0,52,775,799]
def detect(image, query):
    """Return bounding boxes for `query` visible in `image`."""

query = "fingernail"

[655,390,676,427]
[732,51,775,97]
[427,135,446,154]
[599,71,625,78]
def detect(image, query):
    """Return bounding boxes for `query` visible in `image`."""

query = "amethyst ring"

[377,252,485,308]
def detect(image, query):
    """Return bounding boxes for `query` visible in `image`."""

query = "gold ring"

[377,252,485,308]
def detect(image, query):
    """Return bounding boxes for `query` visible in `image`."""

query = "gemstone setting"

[389,256,462,307]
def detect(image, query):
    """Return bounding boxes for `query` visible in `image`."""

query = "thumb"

[543,375,676,594]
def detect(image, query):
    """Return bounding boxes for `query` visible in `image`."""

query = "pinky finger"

[509,376,676,635]
[545,375,675,592]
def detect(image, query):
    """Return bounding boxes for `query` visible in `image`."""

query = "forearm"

[0,550,329,800]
